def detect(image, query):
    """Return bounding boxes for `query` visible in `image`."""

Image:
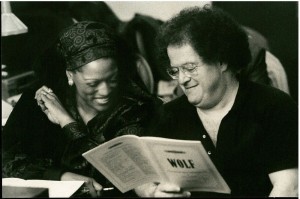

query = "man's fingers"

[157,183,181,192]
[154,183,191,198]
[159,192,191,198]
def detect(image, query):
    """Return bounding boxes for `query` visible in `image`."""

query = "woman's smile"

[94,97,109,104]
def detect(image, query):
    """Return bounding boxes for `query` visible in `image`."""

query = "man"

[134,5,298,197]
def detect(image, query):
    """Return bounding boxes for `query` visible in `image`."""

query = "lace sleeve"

[62,122,86,141]
[2,151,53,179]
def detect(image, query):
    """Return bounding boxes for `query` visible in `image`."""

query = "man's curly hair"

[156,5,251,73]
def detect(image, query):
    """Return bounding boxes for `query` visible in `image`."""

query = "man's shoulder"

[245,80,295,104]
[241,80,297,112]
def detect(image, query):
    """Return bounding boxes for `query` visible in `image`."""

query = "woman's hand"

[61,172,103,197]
[35,86,75,127]
[135,182,191,197]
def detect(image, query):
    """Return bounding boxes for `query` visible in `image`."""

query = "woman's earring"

[68,79,74,86]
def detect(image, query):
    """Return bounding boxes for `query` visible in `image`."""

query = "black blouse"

[2,80,160,197]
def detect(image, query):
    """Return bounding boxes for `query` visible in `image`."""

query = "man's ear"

[219,62,228,72]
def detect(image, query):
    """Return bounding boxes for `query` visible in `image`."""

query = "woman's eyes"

[86,78,118,87]
[87,82,98,87]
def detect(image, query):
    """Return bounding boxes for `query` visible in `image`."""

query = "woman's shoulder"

[120,95,161,118]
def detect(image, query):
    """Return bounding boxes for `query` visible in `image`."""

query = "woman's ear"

[66,70,72,79]
[66,71,74,86]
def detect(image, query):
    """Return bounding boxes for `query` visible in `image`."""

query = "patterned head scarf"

[57,21,118,70]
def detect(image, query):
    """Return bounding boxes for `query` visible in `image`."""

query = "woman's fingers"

[40,90,58,105]
[35,86,53,100]
[84,178,103,197]
[35,86,46,99]
[40,93,58,113]
[92,179,103,197]
[40,93,60,124]
[40,85,53,93]
[86,182,98,198]
[37,93,53,113]
[60,172,103,198]
[35,86,55,111]
[39,103,47,112]
[42,91,56,100]
[39,90,74,127]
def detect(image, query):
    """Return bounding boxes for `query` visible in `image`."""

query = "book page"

[82,135,160,193]
[2,178,84,197]
[142,137,231,194]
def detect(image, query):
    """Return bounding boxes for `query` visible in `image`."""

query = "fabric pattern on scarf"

[57,21,117,70]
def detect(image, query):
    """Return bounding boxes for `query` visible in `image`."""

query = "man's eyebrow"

[170,62,197,67]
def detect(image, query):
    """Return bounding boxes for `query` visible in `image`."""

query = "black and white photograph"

[2,1,298,198]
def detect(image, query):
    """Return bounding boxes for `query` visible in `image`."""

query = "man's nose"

[178,70,190,85]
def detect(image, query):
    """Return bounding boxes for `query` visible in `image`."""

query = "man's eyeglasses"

[166,63,202,79]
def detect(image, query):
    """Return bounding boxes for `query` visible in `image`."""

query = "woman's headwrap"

[57,21,118,70]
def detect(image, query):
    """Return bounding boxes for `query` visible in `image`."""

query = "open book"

[82,135,231,194]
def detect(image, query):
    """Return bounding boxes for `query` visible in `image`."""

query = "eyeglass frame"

[166,62,203,79]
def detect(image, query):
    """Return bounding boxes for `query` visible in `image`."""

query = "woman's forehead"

[78,58,118,80]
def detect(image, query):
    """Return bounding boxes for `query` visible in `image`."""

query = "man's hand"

[35,86,75,127]
[61,172,103,197]
[135,182,191,197]
[269,168,298,197]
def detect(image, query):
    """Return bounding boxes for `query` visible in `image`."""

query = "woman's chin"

[92,102,111,112]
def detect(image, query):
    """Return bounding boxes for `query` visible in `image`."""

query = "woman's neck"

[76,95,98,125]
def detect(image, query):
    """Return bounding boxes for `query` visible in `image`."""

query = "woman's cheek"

[84,87,97,95]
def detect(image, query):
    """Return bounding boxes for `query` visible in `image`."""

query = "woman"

[3,21,160,197]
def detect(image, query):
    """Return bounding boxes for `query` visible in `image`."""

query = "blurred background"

[108,1,298,102]
[214,1,298,103]
[106,1,209,21]
[1,1,298,107]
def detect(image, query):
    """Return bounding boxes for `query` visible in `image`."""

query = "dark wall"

[214,1,298,102]
[1,2,73,75]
